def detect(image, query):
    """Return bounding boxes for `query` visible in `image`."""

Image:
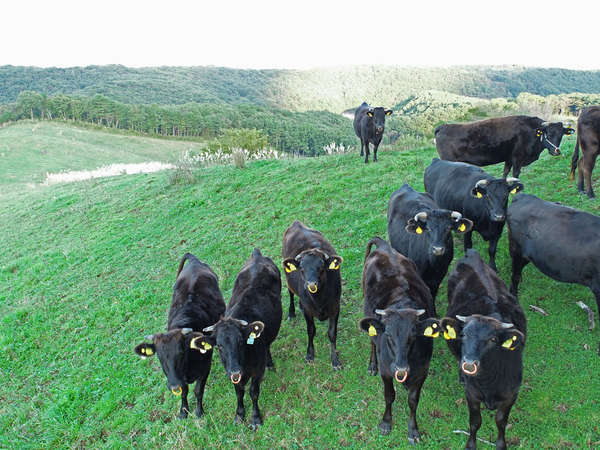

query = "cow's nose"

[377,126,383,132]
[431,246,445,256]
[307,282,318,294]
[230,372,242,384]
[461,359,479,376]
[492,214,505,222]
[394,367,409,383]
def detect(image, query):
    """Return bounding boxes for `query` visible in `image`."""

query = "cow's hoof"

[332,363,342,371]
[267,364,276,371]
[250,417,263,430]
[195,407,204,418]
[234,414,244,424]
[379,421,392,435]
[287,314,295,321]
[368,368,378,376]
[305,354,314,363]
[408,428,421,445]
[177,410,188,419]
[588,192,596,199]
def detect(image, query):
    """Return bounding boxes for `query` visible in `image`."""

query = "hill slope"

[3,64,600,111]
[1,141,599,447]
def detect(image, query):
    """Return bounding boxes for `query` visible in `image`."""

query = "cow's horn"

[202,324,217,333]
[414,211,428,222]
[145,334,155,341]
[415,309,426,316]
[450,211,462,220]
[541,121,550,127]
[500,322,514,329]
[237,319,248,326]
[456,315,469,322]
[375,309,387,316]
[475,179,488,188]
[181,328,193,335]
[506,177,520,184]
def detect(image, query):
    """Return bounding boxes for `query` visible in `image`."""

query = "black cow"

[282,220,344,369]
[359,237,439,441]
[424,158,523,271]
[190,248,282,429]
[571,106,600,198]
[508,193,600,328]
[353,101,393,163]
[134,253,226,419]
[440,250,526,449]
[388,183,473,303]
[435,115,574,178]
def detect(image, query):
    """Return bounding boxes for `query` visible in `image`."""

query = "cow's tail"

[365,237,388,260]
[570,135,580,180]
[176,253,194,278]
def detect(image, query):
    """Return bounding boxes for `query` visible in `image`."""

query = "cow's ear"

[508,182,524,195]
[471,186,486,199]
[327,255,343,271]
[498,329,525,351]
[283,258,299,274]
[190,334,216,353]
[135,343,156,358]
[405,218,427,235]
[246,321,265,344]
[385,109,393,116]
[359,317,384,336]
[440,317,461,340]
[415,317,440,338]
[564,126,575,135]
[454,218,473,234]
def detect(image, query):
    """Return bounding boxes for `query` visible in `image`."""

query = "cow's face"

[367,107,392,135]
[360,308,439,382]
[283,250,342,295]
[190,319,264,384]
[471,178,524,222]
[406,210,473,257]
[134,328,201,395]
[441,315,524,376]
[536,121,574,156]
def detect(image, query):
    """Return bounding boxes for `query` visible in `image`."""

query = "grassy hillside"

[1,136,599,448]
[0,121,204,186]
[3,64,600,111]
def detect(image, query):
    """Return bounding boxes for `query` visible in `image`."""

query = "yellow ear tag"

[423,324,439,338]
[476,192,483,199]
[368,325,377,336]
[443,325,456,340]
[416,226,423,234]
[502,335,517,350]
[458,223,466,232]
[145,348,153,356]
[328,260,340,270]
[510,188,518,195]
[202,342,212,351]
[284,263,297,273]
[250,332,257,339]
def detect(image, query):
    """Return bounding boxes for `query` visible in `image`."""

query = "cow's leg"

[266,346,275,370]
[364,142,370,163]
[379,376,395,435]
[327,313,342,370]
[465,392,482,450]
[502,160,512,179]
[407,378,425,444]
[249,377,263,430]
[509,235,528,297]
[512,163,522,179]
[583,151,597,198]
[488,236,500,272]
[590,284,600,329]
[463,231,473,252]
[178,384,190,419]
[368,340,378,375]
[577,157,585,193]
[360,140,364,156]
[373,143,379,162]
[193,372,209,417]
[494,397,516,450]
[287,289,295,320]
[303,310,316,363]
[233,382,246,424]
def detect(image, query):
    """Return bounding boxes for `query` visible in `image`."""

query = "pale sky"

[2,0,599,70]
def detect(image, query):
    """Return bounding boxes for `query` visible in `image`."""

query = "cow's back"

[425,159,483,213]
[282,220,336,259]
[353,102,369,137]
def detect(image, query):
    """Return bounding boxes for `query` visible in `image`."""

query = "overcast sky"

[2,0,598,70]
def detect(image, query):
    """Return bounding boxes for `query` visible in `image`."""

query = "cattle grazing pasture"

[1,134,600,448]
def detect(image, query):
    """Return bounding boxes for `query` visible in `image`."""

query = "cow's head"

[536,121,575,156]
[134,327,203,395]
[441,314,524,376]
[471,177,524,222]
[366,107,393,135]
[189,318,264,384]
[405,210,473,258]
[283,249,342,295]
[359,308,439,382]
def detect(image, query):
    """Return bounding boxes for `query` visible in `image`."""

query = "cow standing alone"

[441,250,526,449]
[571,106,600,198]
[359,237,439,441]
[353,101,392,163]
[435,115,574,178]
[134,253,226,418]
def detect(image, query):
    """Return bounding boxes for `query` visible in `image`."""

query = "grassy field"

[1,130,600,448]
[0,121,205,187]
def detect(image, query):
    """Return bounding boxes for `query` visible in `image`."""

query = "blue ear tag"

[247,336,255,345]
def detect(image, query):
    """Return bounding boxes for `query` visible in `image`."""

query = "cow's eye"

[490,337,497,343]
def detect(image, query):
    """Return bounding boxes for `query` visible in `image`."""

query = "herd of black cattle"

[135,104,600,449]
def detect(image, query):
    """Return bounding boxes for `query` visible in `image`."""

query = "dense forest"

[3,65,600,112]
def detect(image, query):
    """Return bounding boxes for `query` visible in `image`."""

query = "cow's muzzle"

[431,246,445,256]
[394,367,409,383]
[307,282,318,294]
[461,360,479,376]
[230,372,242,384]
[376,126,384,133]
[492,214,505,222]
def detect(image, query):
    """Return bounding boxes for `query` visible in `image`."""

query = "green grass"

[0,121,205,187]
[1,131,600,448]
